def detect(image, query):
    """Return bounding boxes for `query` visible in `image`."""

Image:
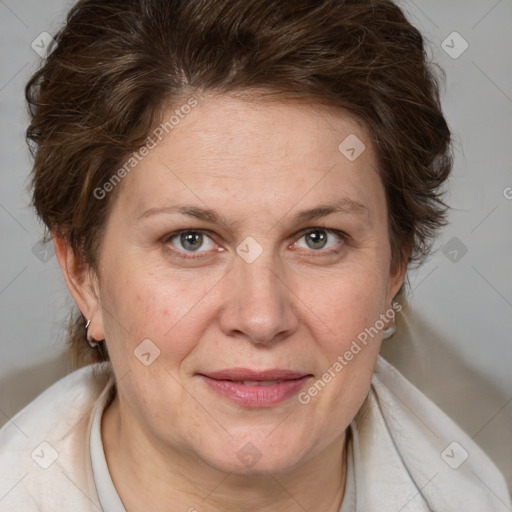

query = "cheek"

[99,258,212,365]
[302,263,389,352]
[297,263,389,414]
[293,278,385,449]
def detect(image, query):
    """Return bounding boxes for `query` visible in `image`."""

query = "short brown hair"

[26,0,452,369]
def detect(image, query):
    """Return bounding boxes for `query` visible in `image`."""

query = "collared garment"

[0,356,510,511]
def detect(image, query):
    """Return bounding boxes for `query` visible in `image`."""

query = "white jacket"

[1,357,510,511]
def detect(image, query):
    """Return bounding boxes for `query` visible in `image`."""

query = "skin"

[54,93,407,512]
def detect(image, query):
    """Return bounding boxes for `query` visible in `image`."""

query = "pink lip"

[203,368,307,381]
[199,368,312,408]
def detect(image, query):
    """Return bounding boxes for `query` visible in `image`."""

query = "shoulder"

[0,361,113,447]
[366,355,511,510]
[0,361,114,511]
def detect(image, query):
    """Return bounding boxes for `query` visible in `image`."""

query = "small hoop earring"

[382,323,397,340]
[382,308,396,340]
[85,318,100,348]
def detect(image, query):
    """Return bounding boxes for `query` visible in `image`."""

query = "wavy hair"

[26,0,452,368]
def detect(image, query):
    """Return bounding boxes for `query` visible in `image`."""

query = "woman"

[1,0,510,510]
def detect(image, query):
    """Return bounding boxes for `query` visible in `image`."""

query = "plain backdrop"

[1,0,511,490]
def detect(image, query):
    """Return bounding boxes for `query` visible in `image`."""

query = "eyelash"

[162,228,348,260]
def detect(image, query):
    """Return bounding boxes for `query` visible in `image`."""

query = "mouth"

[198,368,313,407]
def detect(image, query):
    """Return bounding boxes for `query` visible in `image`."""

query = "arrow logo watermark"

[442,236,468,263]
[31,441,59,469]
[441,31,468,59]
[32,238,55,263]
[237,442,262,468]
[236,236,263,264]
[441,441,469,469]
[338,134,366,162]
[30,31,57,58]
[134,338,161,366]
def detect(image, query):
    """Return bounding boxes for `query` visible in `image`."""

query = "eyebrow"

[136,197,369,228]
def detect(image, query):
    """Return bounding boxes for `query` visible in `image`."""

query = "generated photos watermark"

[94,96,198,200]
[298,301,402,404]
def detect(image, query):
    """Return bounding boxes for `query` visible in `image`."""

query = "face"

[80,93,405,475]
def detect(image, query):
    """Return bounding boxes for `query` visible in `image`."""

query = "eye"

[163,227,347,261]
[293,228,346,254]
[164,230,217,258]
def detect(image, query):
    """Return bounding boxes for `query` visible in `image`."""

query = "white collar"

[90,378,126,511]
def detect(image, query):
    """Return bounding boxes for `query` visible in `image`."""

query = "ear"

[383,249,410,327]
[52,233,105,341]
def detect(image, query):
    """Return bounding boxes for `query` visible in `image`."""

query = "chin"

[198,432,311,476]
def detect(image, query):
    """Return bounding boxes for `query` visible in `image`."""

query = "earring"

[382,308,396,340]
[85,318,100,348]
[382,323,396,340]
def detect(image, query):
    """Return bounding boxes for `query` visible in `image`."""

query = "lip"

[198,368,313,407]
[202,368,308,381]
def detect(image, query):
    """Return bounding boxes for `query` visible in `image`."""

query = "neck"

[102,394,348,512]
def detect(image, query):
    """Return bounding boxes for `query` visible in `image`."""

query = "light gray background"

[1,0,511,490]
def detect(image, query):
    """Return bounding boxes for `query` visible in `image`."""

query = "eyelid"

[163,227,348,259]
[162,228,217,254]
[294,226,349,241]
[291,227,348,253]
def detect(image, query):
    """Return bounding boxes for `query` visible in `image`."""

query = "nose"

[218,248,299,346]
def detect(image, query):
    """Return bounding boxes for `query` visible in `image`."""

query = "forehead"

[164,93,371,167]
[111,93,384,226]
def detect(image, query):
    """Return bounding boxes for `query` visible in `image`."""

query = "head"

[26,0,452,476]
